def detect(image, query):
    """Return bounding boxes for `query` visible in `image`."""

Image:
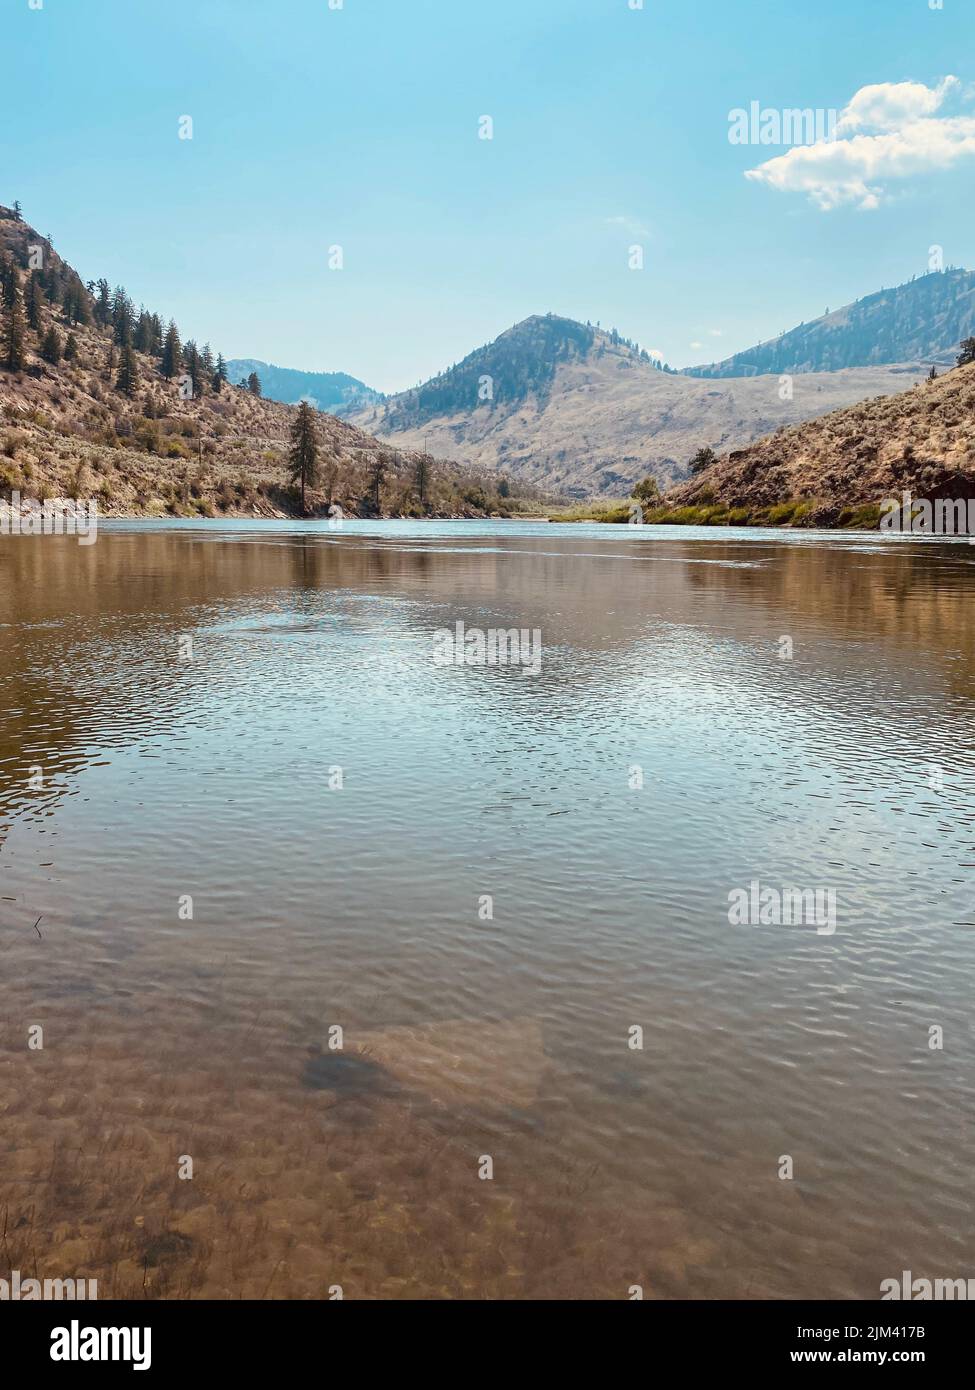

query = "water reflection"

[1,522,974,1298]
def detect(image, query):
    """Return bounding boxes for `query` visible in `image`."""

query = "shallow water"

[1,519,974,1299]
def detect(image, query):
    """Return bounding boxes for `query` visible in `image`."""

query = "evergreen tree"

[415,454,430,508]
[689,446,718,475]
[201,343,214,379]
[213,352,228,392]
[64,280,91,326]
[64,332,79,363]
[25,274,43,330]
[111,286,133,346]
[247,371,262,397]
[12,200,23,222]
[40,326,62,365]
[183,340,204,397]
[117,345,139,397]
[161,320,181,378]
[134,308,153,353]
[288,401,319,512]
[957,338,975,368]
[3,274,26,370]
[0,253,15,306]
[370,451,389,514]
[928,365,938,381]
[94,278,112,327]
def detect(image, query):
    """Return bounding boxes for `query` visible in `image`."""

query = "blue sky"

[4,0,973,391]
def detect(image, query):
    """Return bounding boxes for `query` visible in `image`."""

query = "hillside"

[684,269,975,379]
[662,361,975,525]
[224,358,381,413]
[348,314,926,497]
[0,206,524,519]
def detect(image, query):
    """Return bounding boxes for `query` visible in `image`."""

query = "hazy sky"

[5,0,974,392]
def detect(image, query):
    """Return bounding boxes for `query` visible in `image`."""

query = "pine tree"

[370,452,389,514]
[3,274,26,370]
[64,332,79,362]
[183,340,204,397]
[0,252,15,307]
[213,353,228,392]
[25,274,43,330]
[288,401,319,512]
[957,338,975,368]
[689,446,717,475]
[12,201,23,222]
[161,320,181,378]
[247,371,261,397]
[134,309,153,353]
[64,280,90,326]
[94,278,112,327]
[415,454,430,508]
[112,286,133,346]
[117,345,139,397]
[40,326,62,365]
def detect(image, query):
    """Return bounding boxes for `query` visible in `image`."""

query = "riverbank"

[549,497,885,529]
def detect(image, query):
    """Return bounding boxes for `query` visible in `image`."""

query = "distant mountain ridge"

[375,314,672,434]
[347,312,927,497]
[683,269,975,379]
[225,359,382,413]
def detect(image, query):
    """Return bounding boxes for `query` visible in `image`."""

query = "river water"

[1,519,973,1298]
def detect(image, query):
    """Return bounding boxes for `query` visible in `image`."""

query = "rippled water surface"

[2,519,974,1298]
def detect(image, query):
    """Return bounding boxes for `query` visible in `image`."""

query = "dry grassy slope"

[0,210,483,518]
[348,332,927,498]
[669,362,975,515]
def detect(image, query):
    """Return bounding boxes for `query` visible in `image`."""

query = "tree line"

[0,201,259,401]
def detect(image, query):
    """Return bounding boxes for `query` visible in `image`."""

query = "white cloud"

[746,76,975,209]
[835,76,959,133]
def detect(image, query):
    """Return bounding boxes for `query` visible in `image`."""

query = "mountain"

[663,359,975,525]
[347,313,927,497]
[224,359,381,413]
[684,269,975,379]
[0,205,524,518]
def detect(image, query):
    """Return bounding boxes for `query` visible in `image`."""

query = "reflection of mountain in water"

[3,526,975,843]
